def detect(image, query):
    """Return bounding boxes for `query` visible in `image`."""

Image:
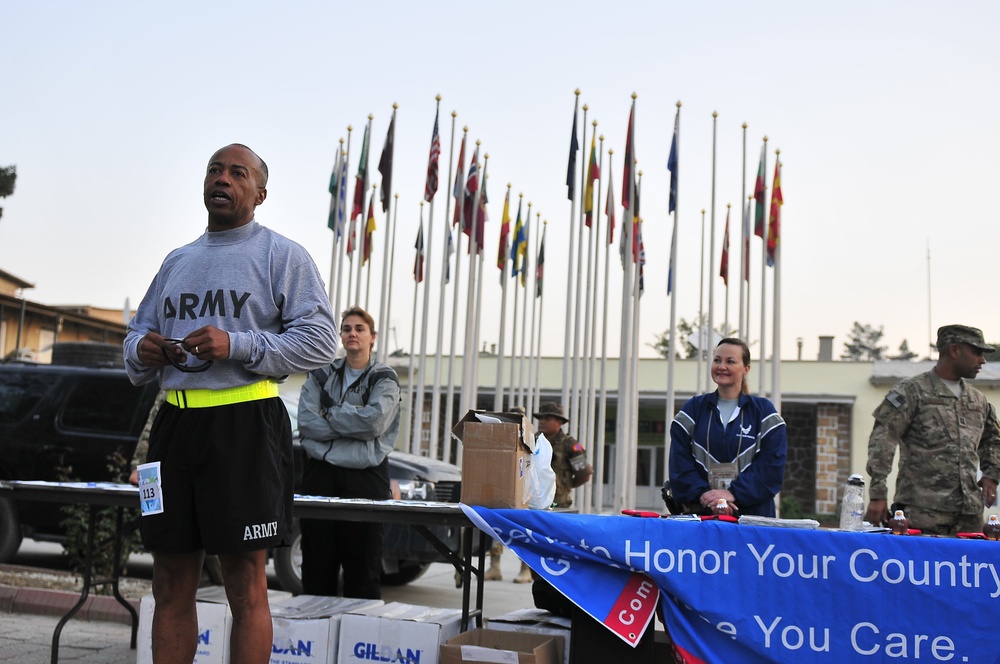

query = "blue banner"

[463,506,1000,663]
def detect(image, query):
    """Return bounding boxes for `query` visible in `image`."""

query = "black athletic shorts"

[140,396,293,555]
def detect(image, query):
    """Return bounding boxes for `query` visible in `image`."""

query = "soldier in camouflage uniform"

[865,324,1000,536]
[533,402,592,509]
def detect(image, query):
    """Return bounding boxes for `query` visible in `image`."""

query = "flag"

[518,213,529,287]
[606,164,616,245]
[753,144,766,237]
[424,109,440,202]
[378,110,395,213]
[742,198,751,282]
[452,134,467,227]
[622,104,635,210]
[327,148,342,231]
[472,174,488,254]
[667,108,679,214]
[584,133,599,227]
[535,226,546,298]
[497,189,511,272]
[462,146,480,240]
[362,189,376,265]
[346,215,357,256]
[766,160,783,267]
[509,199,524,277]
[567,102,579,200]
[444,225,454,284]
[351,123,370,221]
[637,222,646,297]
[336,151,348,238]
[413,222,425,283]
[720,207,730,286]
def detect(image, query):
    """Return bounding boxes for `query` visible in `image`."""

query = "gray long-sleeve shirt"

[124,221,338,389]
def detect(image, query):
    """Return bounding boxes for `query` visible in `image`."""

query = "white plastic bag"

[527,432,557,509]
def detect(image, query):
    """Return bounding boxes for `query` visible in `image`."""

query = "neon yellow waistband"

[166,381,280,409]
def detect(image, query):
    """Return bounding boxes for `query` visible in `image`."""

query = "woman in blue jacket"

[668,338,787,517]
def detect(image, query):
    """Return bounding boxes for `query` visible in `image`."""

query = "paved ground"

[0,547,535,663]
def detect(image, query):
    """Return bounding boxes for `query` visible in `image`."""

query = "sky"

[2,1,999,362]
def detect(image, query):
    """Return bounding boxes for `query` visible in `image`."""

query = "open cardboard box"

[452,410,535,509]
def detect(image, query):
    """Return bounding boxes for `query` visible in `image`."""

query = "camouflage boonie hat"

[534,401,569,423]
[936,324,994,353]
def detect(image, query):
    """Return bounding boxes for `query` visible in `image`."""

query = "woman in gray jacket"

[297,306,401,598]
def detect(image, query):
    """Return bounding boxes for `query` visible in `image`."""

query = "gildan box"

[137,593,231,664]
[452,410,535,509]
[440,628,560,664]
[269,595,383,664]
[487,609,571,664]
[338,602,464,664]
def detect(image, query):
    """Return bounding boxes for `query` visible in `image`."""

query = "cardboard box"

[338,602,464,664]
[137,586,293,664]
[269,595,383,664]
[452,411,535,509]
[487,609,571,664]
[137,593,231,664]
[440,628,560,664]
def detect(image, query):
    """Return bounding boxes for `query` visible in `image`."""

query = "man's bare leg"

[151,551,205,663]
[220,550,272,664]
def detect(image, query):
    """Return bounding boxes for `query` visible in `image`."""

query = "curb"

[0,584,140,625]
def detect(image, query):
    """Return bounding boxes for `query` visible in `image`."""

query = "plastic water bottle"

[839,474,865,531]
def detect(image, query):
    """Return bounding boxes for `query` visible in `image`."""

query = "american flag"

[424,110,440,202]
[413,222,425,283]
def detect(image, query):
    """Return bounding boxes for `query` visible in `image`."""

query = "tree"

[0,165,15,222]
[650,315,737,359]
[888,339,918,361]
[841,322,888,361]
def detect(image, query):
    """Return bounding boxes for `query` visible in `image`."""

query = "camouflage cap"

[936,324,994,352]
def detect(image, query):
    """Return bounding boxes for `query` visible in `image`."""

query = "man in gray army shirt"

[864,324,1000,535]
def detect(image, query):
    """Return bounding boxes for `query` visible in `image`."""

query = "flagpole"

[534,215,545,415]
[378,104,397,363]
[723,203,731,335]
[665,101,680,488]
[517,212,530,409]
[697,208,706,394]
[738,122,748,342]
[472,166,489,404]
[355,115,373,308]
[462,146,485,414]
[758,136,769,395]
[327,138,343,306]
[579,118,597,480]
[494,184,513,413]
[444,125,468,463]
[615,93,636,514]
[528,218,543,418]
[406,204,424,453]
[364,185,377,311]
[508,207,521,408]
[561,89,580,416]
[597,149,613,514]
[582,129,602,512]
[339,126,354,313]
[628,175,643,512]
[386,193,399,354]
[569,102,588,439]
[771,149,782,413]
[430,109,457,461]
[706,111,718,390]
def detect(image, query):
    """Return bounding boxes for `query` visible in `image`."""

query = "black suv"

[0,361,159,560]
[0,356,466,591]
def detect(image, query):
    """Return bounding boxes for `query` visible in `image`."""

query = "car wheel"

[381,560,430,586]
[273,518,304,595]
[0,496,23,563]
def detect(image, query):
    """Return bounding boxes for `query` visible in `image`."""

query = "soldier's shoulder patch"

[885,390,906,410]
[571,442,585,453]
